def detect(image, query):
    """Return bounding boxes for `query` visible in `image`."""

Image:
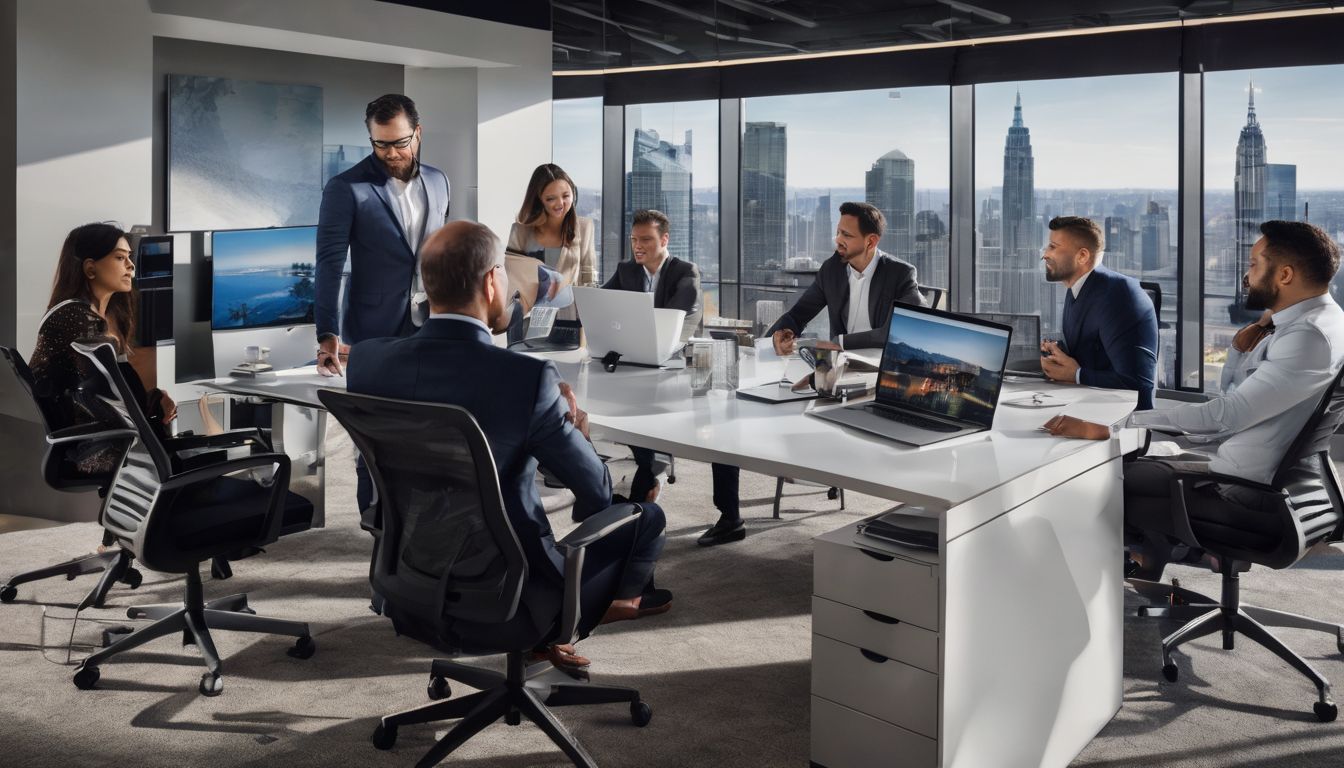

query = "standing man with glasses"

[315,93,452,514]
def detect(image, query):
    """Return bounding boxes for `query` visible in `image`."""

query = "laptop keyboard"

[862,404,961,433]
[549,326,581,345]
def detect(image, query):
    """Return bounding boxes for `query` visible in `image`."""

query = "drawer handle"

[858,548,895,562]
[860,648,890,664]
[862,610,900,625]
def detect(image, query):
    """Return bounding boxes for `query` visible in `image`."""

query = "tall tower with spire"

[1233,81,1266,319]
[1002,91,1037,264]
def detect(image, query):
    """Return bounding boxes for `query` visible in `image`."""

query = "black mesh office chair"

[1129,364,1344,721]
[0,346,142,608]
[319,389,653,768]
[69,342,315,696]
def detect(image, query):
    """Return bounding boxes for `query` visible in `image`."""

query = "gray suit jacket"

[766,249,925,350]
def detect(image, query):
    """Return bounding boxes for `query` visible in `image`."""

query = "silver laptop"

[812,303,1013,446]
[573,286,685,367]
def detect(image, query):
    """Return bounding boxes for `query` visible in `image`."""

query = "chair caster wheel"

[120,567,143,589]
[372,722,398,750]
[199,672,223,697]
[1315,701,1338,722]
[827,487,839,500]
[73,665,100,690]
[427,675,450,700]
[1161,663,1178,683]
[0,585,16,603]
[1337,638,1343,656]
[287,635,316,660]
[101,626,134,647]
[666,475,676,485]
[631,700,652,727]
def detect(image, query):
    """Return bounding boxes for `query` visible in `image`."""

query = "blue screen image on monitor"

[211,226,317,330]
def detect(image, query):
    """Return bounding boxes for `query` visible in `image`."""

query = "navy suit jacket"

[348,318,613,598]
[315,156,451,343]
[601,256,702,340]
[1062,265,1159,410]
[765,249,925,350]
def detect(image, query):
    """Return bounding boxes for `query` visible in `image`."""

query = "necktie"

[1062,289,1077,345]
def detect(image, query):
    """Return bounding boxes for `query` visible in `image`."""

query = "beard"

[1244,276,1277,311]
[1043,259,1075,283]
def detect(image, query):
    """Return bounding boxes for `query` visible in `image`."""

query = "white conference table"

[200,348,1140,768]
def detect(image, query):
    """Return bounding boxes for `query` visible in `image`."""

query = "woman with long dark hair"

[29,222,176,474]
[507,163,597,291]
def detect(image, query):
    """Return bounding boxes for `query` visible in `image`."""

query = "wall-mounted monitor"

[134,235,175,346]
[211,226,317,331]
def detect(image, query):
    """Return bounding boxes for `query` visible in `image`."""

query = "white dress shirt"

[643,256,667,296]
[840,254,879,348]
[428,312,491,335]
[1129,293,1344,484]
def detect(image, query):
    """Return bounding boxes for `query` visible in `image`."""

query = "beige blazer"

[506,215,597,290]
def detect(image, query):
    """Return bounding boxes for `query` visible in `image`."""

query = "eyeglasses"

[369,133,416,150]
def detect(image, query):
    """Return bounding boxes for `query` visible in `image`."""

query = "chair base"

[72,569,312,696]
[377,651,649,768]
[1,548,141,608]
[773,477,845,519]
[1132,568,1341,721]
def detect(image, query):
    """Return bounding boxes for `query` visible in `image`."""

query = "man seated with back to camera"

[347,221,673,671]
[1042,220,1344,580]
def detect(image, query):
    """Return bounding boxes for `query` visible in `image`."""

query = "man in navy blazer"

[1039,216,1158,410]
[315,94,451,372]
[767,201,926,354]
[349,221,671,663]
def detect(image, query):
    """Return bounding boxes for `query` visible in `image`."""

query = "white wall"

[477,63,554,238]
[15,0,154,354]
[406,68,479,222]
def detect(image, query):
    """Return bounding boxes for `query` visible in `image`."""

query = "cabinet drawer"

[811,634,938,738]
[814,538,939,630]
[812,596,939,673]
[811,695,937,768]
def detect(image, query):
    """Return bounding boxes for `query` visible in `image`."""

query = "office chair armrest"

[555,503,643,553]
[46,423,138,445]
[555,503,643,644]
[161,451,291,490]
[164,428,271,453]
[1168,467,1280,495]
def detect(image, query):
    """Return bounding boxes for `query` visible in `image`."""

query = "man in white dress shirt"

[1044,220,1344,578]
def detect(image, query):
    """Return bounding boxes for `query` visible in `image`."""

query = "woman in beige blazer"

[507,163,597,291]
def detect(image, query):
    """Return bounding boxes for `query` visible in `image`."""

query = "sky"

[553,64,1344,195]
[1204,65,1344,190]
[212,226,317,271]
[888,308,1009,371]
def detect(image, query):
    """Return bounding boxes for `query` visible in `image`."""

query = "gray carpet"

[0,422,1342,768]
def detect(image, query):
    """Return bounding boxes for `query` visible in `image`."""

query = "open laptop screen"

[876,305,1013,429]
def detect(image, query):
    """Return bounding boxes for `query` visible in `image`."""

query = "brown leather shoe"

[600,588,673,624]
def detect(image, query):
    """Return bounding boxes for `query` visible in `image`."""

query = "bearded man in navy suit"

[1039,216,1158,410]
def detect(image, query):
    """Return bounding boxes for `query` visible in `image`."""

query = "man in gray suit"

[768,201,926,354]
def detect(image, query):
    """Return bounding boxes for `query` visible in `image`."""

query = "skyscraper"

[1002,92,1037,263]
[1266,163,1298,221]
[1140,201,1171,273]
[626,127,693,262]
[1105,216,1136,273]
[981,94,1053,328]
[742,121,787,284]
[914,210,948,290]
[813,193,833,257]
[865,150,916,258]
[1233,83,1266,319]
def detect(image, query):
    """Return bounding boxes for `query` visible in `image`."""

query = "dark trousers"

[629,448,740,520]
[575,501,666,638]
[1123,455,1273,579]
